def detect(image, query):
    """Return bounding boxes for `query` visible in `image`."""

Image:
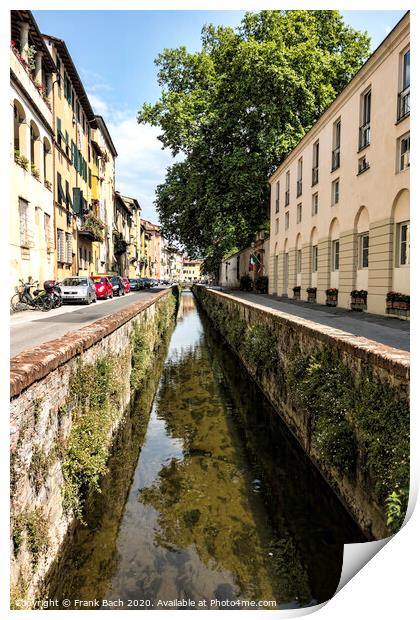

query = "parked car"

[91,276,113,299]
[61,277,97,305]
[142,278,152,288]
[109,275,125,296]
[137,278,146,289]
[129,278,141,291]
[122,277,131,294]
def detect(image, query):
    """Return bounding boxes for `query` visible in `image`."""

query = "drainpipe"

[51,75,58,280]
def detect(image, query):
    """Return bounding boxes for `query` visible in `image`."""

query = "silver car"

[61,277,97,305]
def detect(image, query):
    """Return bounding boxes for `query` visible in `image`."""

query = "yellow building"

[119,195,142,278]
[91,115,117,273]
[10,11,56,295]
[182,258,203,283]
[269,13,410,316]
[43,34,98,279]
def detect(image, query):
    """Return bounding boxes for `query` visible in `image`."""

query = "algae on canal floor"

[48,292,364,609]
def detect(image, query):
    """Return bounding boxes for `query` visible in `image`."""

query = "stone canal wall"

[10,288,179,608]
[192,286,410,540]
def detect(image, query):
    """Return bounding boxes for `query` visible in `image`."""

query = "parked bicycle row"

[10,275,166,313]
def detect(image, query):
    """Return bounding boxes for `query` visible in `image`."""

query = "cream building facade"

[91,115,118,273]
[10,11,56,295]
[269,13,410,316]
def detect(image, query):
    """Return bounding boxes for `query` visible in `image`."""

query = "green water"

[49,292,364,609]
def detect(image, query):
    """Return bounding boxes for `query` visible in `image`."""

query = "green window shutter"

[73,188,82,215]
[79,151,83,176]
[56,117,62,143]
[88,168,92,188]
[71,140,75,166]
[57,172,64,204]
[63,74,67,98]
[65,130,69,146]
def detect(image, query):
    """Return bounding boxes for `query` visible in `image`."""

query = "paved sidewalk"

[224,290,410,352]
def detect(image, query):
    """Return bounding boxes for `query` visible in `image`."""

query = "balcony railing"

[285,190,290,207]
[359,122,371,150]
[331,147,340,171]
[296,180,302,197]
[397,86,410,121]
[312,167,319,186]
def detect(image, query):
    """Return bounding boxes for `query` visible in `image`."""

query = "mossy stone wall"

[193,286,409,541]
[10,289,178,609]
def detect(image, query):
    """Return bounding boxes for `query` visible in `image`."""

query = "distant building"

[219,230,269,289]
[269,13,410,315]
[141,219,161,279]
[182,258,203,283]
[119,194,142,278]
[113,191,132,276]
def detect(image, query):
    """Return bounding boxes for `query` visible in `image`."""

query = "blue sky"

[33,9,406,223]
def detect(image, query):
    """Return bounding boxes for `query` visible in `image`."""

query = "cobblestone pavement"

[224,290,410,352]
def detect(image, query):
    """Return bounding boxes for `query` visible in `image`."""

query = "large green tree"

[138,10,370,273]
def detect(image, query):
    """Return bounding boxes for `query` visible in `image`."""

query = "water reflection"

[49,292,364,609]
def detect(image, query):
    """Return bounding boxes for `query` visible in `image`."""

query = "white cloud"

[87,92,109,116]
[107,115,178,223]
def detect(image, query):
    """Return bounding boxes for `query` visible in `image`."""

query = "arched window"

[13,100,26,156]
[30,121,40,176]
[43,137,52,187]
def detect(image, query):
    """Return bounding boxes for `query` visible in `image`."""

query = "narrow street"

[10,288,166,358]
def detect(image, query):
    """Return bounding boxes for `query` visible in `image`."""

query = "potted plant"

[239,274,253,291]
[293,285,301,300]
[325,288,338,306]
[307,287,317,302]
[14,150,29,171]
[254,275,268,294]
[44,179,52,191]
[31,163,40,180]
[350,289,368,310]
[386,291,396,309]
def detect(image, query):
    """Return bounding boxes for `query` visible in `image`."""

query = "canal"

[48,292,365,609]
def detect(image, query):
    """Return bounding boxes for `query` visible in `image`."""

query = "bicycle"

[10,279,53,313]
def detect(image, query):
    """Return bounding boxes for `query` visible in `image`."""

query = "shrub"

[239,274,253,291]
[254,275,268,293]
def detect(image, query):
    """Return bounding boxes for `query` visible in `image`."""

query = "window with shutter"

[57,172,65,205]
[56,117,62,147]
[66,232,72,264]
[57,229,65,262]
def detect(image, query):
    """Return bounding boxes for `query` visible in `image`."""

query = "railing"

[312,167,318,185]
[296,180,302,197]
[397,86,410,121]
[331,147,340,171]
[359,122,370,150]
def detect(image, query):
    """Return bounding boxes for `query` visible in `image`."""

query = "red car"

[122,277,131,294]
[91,276,113,299]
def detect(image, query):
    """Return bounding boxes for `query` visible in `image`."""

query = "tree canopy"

[138,10,370,274]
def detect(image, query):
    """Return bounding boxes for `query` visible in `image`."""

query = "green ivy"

[286,349,409,526]
[12,509,49,566]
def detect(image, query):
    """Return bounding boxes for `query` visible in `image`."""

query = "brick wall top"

[203,288,410,381]
[10,288,174,399]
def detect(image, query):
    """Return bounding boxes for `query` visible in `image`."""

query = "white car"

[61,277,97,305]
